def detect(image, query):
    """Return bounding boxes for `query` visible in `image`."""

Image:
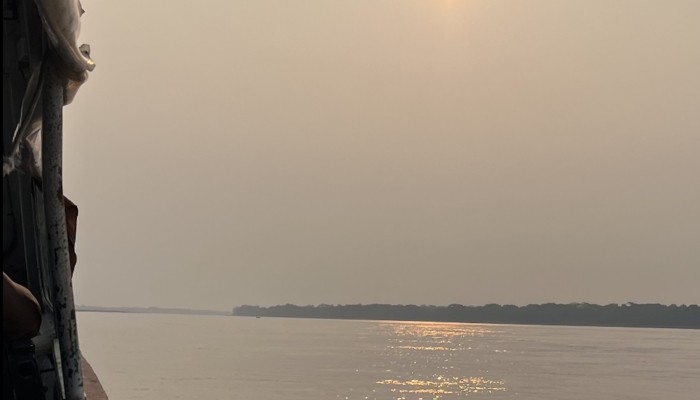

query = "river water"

[76,312,699,399]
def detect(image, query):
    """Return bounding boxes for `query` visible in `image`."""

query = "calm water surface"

[77,312,699,400]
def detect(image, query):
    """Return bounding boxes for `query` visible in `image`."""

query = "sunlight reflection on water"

[371,322,508,397]
[377,376,506,395]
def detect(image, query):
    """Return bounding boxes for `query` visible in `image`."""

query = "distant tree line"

[232,303,699,329]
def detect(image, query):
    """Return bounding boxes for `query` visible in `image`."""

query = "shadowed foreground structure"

[81,355,108,400]
[233,303,699,329]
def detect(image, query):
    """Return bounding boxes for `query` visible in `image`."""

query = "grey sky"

[64,1,699,311]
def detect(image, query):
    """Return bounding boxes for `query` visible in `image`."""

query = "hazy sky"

[64,1,699,311]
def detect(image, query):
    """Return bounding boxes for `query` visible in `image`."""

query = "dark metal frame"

[3,0,85,398]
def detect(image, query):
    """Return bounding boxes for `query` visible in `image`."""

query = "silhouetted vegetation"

[232,303,699,329]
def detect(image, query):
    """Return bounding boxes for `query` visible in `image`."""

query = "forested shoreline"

[232,303,699,329]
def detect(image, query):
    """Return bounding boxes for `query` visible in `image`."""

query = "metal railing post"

[42,63,85,400]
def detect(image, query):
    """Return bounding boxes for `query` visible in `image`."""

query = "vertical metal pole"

[42,64,85,400]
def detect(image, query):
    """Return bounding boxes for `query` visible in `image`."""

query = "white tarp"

[2,0,94,178]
